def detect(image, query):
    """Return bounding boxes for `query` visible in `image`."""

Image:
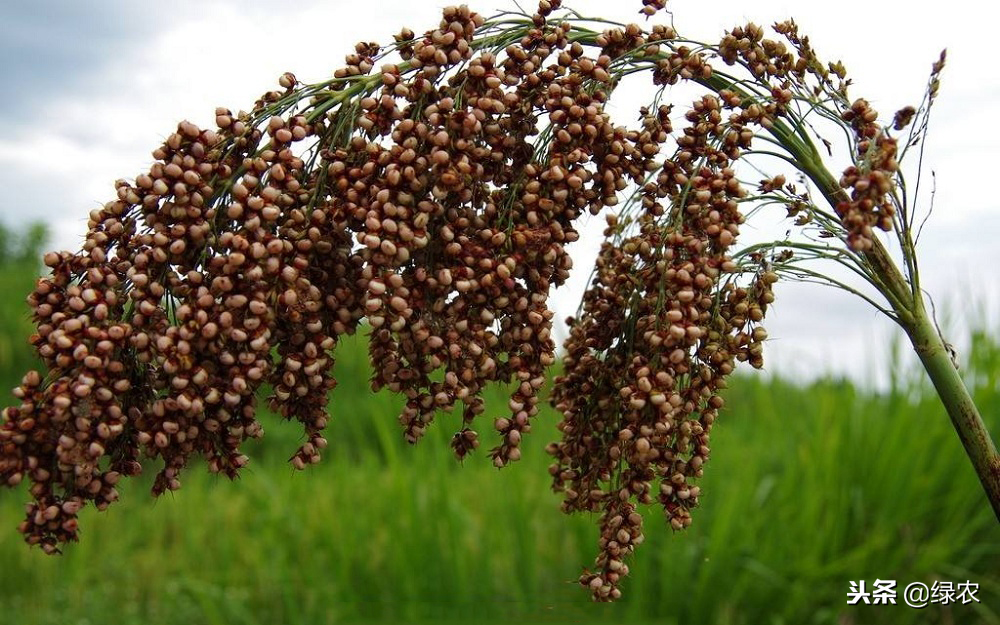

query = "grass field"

[0,254,997,625]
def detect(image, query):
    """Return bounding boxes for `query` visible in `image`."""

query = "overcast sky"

[1,0,996,386]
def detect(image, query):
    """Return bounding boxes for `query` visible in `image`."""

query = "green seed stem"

[750,99,1000,519]
[905,296,1000,520]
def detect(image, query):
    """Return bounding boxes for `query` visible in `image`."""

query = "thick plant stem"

[731,81,1000,518]
[802,156,1000,520]
[901,294,1000,520]
[787,135,1000,520]
[798,141,1000,520]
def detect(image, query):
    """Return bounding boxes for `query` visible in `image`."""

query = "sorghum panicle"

[2,0,892,601]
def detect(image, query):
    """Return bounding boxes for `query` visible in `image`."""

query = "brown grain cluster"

[548,91,776,600]
[836,99,898,251]
[0,0,661,555]
[3,0,890,602]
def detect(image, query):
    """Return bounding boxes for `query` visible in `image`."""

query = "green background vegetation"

[0,223,996,624]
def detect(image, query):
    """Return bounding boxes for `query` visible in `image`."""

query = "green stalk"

[903,294,1000,520]
[792,143,1000,521]
[740,83,1000,519]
